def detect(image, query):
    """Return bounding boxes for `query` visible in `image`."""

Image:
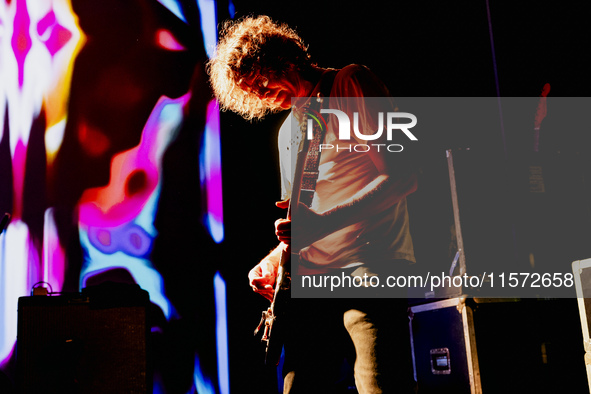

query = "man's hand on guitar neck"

[274,199,328,252]
[274,199,291,247]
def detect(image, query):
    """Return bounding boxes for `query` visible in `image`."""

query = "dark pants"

[282,296,416,393]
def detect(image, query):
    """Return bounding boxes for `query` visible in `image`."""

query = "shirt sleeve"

[329,65,397,149]
[331,64,390,98]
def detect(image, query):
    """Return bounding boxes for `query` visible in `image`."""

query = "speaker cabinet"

[17,283,151,394]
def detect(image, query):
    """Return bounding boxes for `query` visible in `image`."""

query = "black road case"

[409,297,587,393]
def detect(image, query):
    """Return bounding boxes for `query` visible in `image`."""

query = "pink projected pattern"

[201,100,224,243]
[78,94,190,319]
[0,0,84,367]
[1,0,222,392]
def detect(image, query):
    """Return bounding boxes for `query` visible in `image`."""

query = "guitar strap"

[254,71,338,365]
[299,70,337,208]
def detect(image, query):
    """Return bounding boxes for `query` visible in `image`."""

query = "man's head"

[208,15,313,120]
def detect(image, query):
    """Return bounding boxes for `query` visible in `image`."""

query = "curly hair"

[207,15,312,120]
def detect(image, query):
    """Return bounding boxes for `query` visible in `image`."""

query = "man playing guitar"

[208,15,417,393]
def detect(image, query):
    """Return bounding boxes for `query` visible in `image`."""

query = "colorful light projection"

[77,94,190,320]
[0,0,84,367]
[197,0,228,393]
[214,271,230,394]
[200,100,224,244]
[1,0,226,390]
[78,0,225,392]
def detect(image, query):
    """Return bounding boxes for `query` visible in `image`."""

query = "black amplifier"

[17,282,151,394]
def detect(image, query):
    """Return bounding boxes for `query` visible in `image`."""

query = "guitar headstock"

[533,83,551,152]
[541,83,551,97]
[534,83,551,130]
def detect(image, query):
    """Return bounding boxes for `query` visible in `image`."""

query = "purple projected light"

[214,271,230,394]
[37,9,73,57]
[200,100,224,243]
[11,0,32,88]
[87,223,153,257]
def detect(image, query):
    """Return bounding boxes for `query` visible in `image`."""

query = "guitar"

[254,102,325,366]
